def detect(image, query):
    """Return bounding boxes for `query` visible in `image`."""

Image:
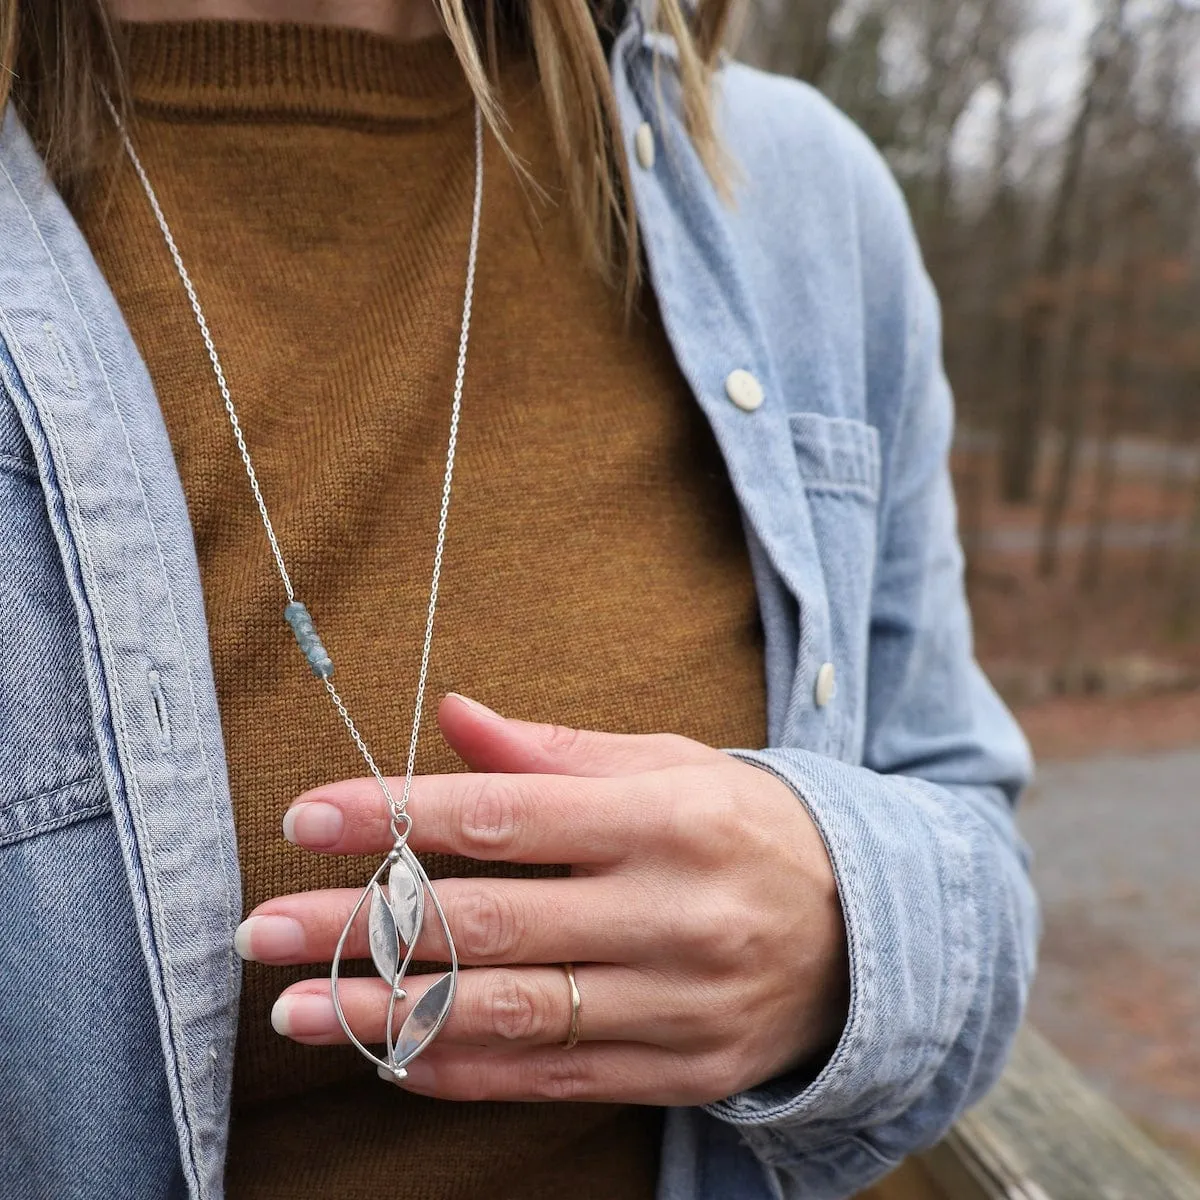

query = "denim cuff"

[701,746,982,1160]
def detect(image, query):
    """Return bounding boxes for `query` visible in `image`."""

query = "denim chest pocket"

[0,390,107,845]
[789,413,881,755]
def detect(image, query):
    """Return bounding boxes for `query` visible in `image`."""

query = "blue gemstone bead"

[284,601,334,679]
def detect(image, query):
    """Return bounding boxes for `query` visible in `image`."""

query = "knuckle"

[456,775,521,856]
[664,893,752,963]
[525,1049,589,1100]
[658,732,707,762]
[658,774,742,858]
[704,900,757,967]
[482,969,543,1043]
[693,783,743,843]
[635,783,680,853]
[541,722,585,759]
[653,779,694,852]
[663,897,715,951]
[454,888,520,963]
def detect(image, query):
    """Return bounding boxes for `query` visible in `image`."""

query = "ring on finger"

[562,962,582,1050]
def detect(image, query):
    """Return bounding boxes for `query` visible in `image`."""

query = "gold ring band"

[562,962,581,1050]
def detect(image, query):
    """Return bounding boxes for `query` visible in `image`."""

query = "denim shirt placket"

[611,24,834,753]
[0,110,241,1199]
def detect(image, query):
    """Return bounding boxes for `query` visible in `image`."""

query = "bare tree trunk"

[1079,395,1121,591]
[1036,176,1116,577]
[1148,392,1197,583]
[999,0,1128,504]
[757,0,837,81]
[1170,443,1200,639]
[963,61,1019,582]
[790,0,837,82]
[1080,214,1141,590]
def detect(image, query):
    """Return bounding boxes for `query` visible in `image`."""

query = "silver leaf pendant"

[367,882,399,982]
[387,856,424,948]
[394,973,456,1061]
[331,843,457,1080]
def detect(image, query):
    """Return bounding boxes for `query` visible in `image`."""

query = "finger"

[390,1042,736,1107]
[237,877,659,967]
[437,693,717,778]
[286,770,663,863]
[271,964,709,1055]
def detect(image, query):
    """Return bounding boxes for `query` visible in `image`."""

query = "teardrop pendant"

[331,843,458,1079]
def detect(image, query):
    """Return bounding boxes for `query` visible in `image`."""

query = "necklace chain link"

[114,102,485,834]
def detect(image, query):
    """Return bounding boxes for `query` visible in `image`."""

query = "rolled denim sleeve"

[701,119,1038,1197]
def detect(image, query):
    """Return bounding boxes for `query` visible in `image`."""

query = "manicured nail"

[234,915,305,962]
[270,992,338,1039]
[449,693,501,720]
[282,801,344,847]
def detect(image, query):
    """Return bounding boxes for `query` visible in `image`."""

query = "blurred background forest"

[740,0,1200,1172]
[742,0,1200,723]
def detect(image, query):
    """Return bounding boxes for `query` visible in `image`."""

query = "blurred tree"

[1036,2,1136,575]
[739,0,1200,654]
[751,0,838,81]
[1001,0,1128,506]
[818,11,900,153]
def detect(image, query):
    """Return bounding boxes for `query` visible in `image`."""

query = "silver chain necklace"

[113,100,484,1080]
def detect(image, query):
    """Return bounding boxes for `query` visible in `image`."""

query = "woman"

[0,1,1036,1198]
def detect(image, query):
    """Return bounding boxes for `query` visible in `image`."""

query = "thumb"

[436,693,717,778]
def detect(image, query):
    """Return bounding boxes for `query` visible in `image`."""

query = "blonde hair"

[0,1,736,304]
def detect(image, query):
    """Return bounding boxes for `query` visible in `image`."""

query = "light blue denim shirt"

[0,11,1036,1200]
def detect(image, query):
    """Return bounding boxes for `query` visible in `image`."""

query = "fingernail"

[283,801,344,847]
[270,992,338,1039]
[234,915,305,962]
[449,693,501,721]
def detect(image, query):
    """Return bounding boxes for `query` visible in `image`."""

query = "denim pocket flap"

[0,434,107,844]
[788,413,881,499]
[0,362,36,475]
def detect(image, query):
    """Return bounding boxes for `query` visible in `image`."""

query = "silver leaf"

[368,881,399,983]
[394,972,455,1062]
[388,856,424,948]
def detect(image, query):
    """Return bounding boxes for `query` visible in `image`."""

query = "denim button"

[725,369,764,412]
[635,123,656,170]
[814,662,837,708]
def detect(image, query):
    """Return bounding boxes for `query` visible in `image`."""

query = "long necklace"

[113,101,484,1081]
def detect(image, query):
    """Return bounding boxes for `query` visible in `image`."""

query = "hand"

[235,695,849,1105]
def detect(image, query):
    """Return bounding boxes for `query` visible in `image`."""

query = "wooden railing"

[864,1027,1200,1200]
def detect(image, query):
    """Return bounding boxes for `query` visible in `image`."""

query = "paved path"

[1019,751,1200,1166]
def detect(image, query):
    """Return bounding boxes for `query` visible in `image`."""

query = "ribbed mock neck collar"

[121,21,472,122]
